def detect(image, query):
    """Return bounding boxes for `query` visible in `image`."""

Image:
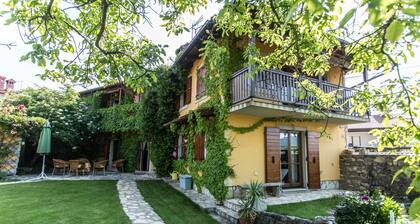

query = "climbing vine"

[139,67,185,177]
[96,104,142,133]
[120,134,140,172]
[171,36,244,202]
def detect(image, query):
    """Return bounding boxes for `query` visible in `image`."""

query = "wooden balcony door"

[280,131,303,188]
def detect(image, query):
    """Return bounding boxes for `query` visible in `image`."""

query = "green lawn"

[0,180,130,224]
[137,180,217,224]
[267,197,342,220]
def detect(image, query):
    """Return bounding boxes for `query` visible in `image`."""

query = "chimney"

[0,76,5,91]
[6,79,15,91]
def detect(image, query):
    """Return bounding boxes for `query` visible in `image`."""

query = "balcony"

[230,67,368,123]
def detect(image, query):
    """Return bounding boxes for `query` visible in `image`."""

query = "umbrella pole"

[38,154,48,179]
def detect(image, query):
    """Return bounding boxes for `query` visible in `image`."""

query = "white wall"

[347,132,378,147]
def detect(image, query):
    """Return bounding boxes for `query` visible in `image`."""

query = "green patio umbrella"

[37,120,51,179]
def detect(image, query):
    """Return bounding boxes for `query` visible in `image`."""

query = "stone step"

[210,212,232,224]
[134,170,154,176]
[215,205,239,224]
[223,199,242,213]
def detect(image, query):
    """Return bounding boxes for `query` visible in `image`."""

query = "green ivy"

[171,37,243,202]
[120,134,139,172]
[139,67,184,177]
[96,104,142,133]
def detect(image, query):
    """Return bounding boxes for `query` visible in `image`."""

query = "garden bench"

[228,182,284,199]
[261,182,284,197]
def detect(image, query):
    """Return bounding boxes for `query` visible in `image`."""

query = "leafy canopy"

[2,0,208,92]
[2,87,99,148]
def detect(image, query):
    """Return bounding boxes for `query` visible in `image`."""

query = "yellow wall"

[176,38,347,187]
[226,113,346,186]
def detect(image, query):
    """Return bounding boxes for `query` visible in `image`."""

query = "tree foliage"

[138,67,184,177]
[2,0,207,91]
[0,100,44,166]
[2,87,99,148]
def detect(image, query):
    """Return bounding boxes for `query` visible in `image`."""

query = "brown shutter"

[196,67,205,98]
[265,127,281,183]
[175,95,180,110]
[185,76,192,104]
[307,131,321,189]
[194,134,205,161]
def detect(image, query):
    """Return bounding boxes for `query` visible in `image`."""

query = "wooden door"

[307,131,320,189]
[265,127,281,183]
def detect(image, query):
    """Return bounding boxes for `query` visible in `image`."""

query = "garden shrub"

[0,172,6,181]
[335,190,401,224]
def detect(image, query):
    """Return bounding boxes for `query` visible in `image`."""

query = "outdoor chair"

[79,158,91,175]
[93,160,107,176]
[52,159,69,176]
[112,159,125,172]
[68,160,82,176]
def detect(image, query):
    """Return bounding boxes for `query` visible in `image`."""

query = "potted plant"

[238,181,265,224]
[239,198,257,224]
[247,181,266,211]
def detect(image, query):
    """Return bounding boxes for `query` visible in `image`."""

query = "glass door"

[280,131,303,188]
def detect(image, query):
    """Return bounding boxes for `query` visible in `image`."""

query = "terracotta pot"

[239,217,255,224]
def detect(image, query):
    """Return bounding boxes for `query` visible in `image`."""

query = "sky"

[0,1,418,91]
[0,1,223,91]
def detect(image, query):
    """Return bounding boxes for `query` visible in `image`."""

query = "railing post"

[248,34,256,97]
[318,74,323,89]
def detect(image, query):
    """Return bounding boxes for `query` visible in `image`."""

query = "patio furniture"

[52,159,69,176]
[112,159,125,172]
[79,158,91,175]
[93,160,107,176]
[239,182,284,198]
[68,160,82,176]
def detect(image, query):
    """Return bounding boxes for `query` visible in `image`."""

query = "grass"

[267,197,342,220]
[137,180,217,224]
[0,180,130,224]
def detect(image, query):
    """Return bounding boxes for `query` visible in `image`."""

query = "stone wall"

[256,212,334,224]
[339,151,419,202]
[256,212,313,224]
[0,137,21,176]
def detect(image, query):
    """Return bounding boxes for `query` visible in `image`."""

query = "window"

[177,135,187,160]
[179,76,192,108]
[194,134,205,161]
[196,66,206,99]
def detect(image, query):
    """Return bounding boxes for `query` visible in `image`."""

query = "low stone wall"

[256,212,313,224]
[256,212,334,224]
[339,152,419,202]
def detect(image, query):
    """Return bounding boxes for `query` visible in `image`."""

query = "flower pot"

[239,217,255,224]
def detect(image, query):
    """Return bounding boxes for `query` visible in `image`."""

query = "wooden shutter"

[185,76,192,104]
[196,67,206,98]
[307,131,321,189]
[175,95,180,110]
[194,134,205,161]
[265,127,281,183]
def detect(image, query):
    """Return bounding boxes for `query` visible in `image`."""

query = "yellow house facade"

[172,21,368,191]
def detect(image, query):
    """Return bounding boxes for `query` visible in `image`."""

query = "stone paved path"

[117,177,164,224]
